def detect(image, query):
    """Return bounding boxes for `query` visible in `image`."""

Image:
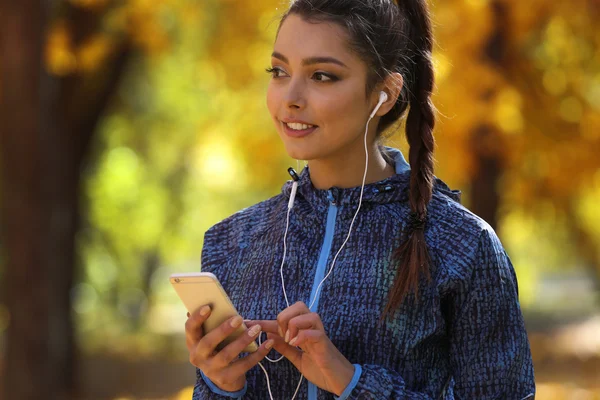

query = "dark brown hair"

[277,0,437,318]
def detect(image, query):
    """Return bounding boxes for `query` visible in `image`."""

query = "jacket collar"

[281,147,410,213]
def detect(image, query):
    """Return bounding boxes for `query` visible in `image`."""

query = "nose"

[283,78,306,110]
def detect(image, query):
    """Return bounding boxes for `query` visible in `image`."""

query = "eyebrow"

[271,51,349,69]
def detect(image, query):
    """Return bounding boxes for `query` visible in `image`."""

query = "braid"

[407,61,435,214]
[383,0,436,318]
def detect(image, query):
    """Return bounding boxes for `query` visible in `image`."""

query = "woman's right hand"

[185,305,274,392]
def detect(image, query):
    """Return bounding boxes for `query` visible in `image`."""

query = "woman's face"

[266,14,378,162]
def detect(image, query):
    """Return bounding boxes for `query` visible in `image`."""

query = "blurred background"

[0,0,599,399]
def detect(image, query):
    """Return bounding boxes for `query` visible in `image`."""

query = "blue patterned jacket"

[193,147,536,399]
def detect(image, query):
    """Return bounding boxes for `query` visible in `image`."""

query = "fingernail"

[230,316,243,328]
[200,306,210,316]
[248,324,261,337]
[278,326,283,337]
[289,336,298,346]
[265,339,274,350]
[284,329,290,343]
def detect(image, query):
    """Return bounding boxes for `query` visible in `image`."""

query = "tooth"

[286,122,315,130]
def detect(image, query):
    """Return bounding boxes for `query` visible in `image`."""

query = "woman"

[185,0,536,398]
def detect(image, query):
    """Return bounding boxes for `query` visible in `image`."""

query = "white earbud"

[379,90,388,103]
[287,167,300,209]
[369,91,388,119]
[288,181,298,209]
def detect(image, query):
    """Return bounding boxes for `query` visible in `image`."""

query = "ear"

[373,72,403,117]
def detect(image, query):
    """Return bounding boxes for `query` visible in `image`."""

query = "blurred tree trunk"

[470,124,502,229]
[0,1,130,399]
[469,0,508,229]
[0,1,70,398]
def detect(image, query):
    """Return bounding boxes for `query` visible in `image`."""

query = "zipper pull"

[327,189,338,206]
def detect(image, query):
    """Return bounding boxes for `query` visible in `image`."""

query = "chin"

[280,139,323,162]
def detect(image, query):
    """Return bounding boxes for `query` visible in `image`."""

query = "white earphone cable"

[257,93,385,400]
[308,111,372,310]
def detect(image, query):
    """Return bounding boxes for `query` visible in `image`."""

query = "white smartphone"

[170,272,258,353]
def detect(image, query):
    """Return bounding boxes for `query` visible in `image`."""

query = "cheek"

[321,93,366,133]
[266,84,280,121]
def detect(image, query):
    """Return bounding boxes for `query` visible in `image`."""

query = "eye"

[265,66,286,79]
[265,66,338,83]
[313,72,338,82]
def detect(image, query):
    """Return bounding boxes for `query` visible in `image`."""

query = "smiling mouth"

[283,121,318,131]
[282,121,318,138]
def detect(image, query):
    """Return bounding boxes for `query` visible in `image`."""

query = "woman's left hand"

[245,301,355,396]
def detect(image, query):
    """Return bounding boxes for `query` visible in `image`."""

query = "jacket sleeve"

[191,225,249,399]
[192,368,247,399]
[337,229,535,400]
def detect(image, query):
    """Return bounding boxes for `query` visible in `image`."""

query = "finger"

[197,315,244,360]
[266,332,303,368]
[227,338,275,378]
[288,329,325,348]
[286,313,323,344]
[212,323,263,368]
[186,333,202,354]
[185,306,211,345]
[245,320,280,335]
[192,304,212,320]
[277,301,310,340]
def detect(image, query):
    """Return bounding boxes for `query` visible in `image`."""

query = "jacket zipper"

[307,189,339,400]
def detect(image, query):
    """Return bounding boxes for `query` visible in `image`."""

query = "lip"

[281,118,317,125]
[280,119,319,138]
